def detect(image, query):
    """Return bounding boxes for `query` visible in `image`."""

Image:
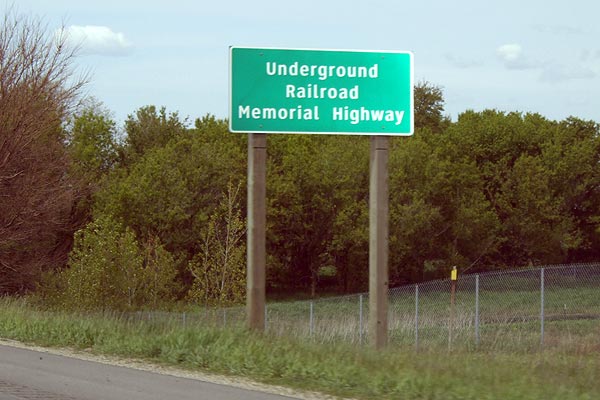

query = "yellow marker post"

[449,266,458,350]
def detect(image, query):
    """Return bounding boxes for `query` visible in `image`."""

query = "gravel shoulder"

[0,338,342,400]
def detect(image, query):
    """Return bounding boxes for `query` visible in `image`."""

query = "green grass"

[0,297,599,400]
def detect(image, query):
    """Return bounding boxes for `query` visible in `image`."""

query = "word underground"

[237,60,406,128]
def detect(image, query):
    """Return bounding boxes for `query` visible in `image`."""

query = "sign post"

[230,47,413,344]
[247,133,267,331]
[369,135,389,349]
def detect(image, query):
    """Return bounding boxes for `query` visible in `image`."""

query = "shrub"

[38,216,177,311]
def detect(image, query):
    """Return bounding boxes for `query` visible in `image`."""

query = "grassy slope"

[0,298,598,400]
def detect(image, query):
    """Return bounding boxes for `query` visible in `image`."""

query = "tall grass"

[254,271,600,350]
[0,297,599,400]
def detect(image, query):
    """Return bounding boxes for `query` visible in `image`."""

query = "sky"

[8,0,600,126]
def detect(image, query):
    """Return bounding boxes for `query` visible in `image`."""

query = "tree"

[388,131,500,282]
[495,155,580,264]
[325,137,369,293]
[93,114,246,294]
[413,81,450,133]
[66,104,120,222]
[541,117,600,262]
[432,110,589,268]
[68,104,119,183]
[0,10,86,293]
[39,216,177,311]
[139,235,178,308]
[188,182,246,306]
[267,135,369,296]
[122,105,187,165]
[58,217,144,310]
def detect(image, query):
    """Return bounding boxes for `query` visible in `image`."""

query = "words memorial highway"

[236,60,406,127]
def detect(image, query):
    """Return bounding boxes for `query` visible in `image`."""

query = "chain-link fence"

[128,263,600,352]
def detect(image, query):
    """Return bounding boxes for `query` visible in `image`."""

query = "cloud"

[496,43,596,83]
[532,24,584,36]
[578,49,600,62]
[59,25,133,56]
[540,64,596,83]
[497,44,522,63]
[496,43,539,70]
[444,53,482,69]
[579,49,592,62]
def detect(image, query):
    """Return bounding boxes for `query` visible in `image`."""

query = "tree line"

[2,11,600,309]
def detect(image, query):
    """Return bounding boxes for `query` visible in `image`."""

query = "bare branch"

[0,8,88,294]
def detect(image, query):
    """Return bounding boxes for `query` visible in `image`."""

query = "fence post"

[223,309,227,326]
[540,268,545,349]
[359,294,364,345]
[182,312,186,328]
[475,274,480,347]
[264,304,268,331]
[415,284,419,352]
[309,301,314,337]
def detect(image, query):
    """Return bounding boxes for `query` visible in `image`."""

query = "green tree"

[41,216,177,311]
[432,110,590,268]
[122,105,187,165]
[140,236,178,308]
[413,81,450,133]
[96,143,194,250]
[188,182,246,306]
[541,117,600,261]
[389,130,500,282]
[326,137,369,293]
[68,104,119,182]
[495,155,580,265]
[67,104,120,222]
[93,114,246,294]
[388,83,504,282]
[268,135,369,295]
[56,216,144,310]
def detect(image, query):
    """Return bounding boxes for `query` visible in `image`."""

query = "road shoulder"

[0,338,341,400]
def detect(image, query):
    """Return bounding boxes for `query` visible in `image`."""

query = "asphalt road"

[0,344,296,400]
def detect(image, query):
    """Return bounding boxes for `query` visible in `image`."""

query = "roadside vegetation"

[1,298,599,400]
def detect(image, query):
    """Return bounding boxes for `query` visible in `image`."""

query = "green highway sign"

[229,47,413,135]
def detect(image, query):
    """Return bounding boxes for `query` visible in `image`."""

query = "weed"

[0,297,598,400]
